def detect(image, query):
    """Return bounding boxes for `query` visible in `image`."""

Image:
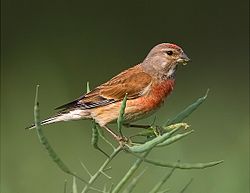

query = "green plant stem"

[149,166,176,193]
[34,85,88,184]
[122,169,146,193]
[179,178,193,193]
[82,147,122,193]
[112,151,150,193]
[73,176,78,193]
[166,89,209,126]
[98,127,115,150]
[64,180,67,193]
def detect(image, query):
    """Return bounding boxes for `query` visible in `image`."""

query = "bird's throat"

[165,65,177,80]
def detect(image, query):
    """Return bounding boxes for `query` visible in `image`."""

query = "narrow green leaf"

[117,94,128,137]
[156,130,194,147]
[33,85,88,184]
[86,81,90,93]
[166,89,209,126]
[128,123,186,153]
[91,122,109,157]
[129,152,224,169]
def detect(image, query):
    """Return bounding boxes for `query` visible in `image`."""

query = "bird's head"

[142,43,190,79]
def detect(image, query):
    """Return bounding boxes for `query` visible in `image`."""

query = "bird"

[26,43,190,141]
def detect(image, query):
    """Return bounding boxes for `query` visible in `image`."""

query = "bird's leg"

[152,125,164,136]
[102,125,128,144]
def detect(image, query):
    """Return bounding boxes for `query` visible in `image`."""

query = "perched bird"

[26,43,190,141]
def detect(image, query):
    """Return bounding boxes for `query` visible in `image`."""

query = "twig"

[122,169,146,193]
[149,166,176,193]
[100,170,112,180]
[179,178,193,193]
[73,176,78,193]
[80,162,92,178]
[82,147,122,193]
[108,183,114,193]
[64,180,67,193]
[98,127,116,150]
[112,151,150,193]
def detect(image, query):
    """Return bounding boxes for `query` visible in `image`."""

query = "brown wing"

[56,65,152,110]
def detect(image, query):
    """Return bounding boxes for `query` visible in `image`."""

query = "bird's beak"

[177,52,190,66]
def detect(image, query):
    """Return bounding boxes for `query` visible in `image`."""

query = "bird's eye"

[166,51,173,56]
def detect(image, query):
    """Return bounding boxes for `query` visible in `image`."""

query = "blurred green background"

[1,0,249,192]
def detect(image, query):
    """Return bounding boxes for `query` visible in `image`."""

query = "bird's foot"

[115,135,132,147]
[152,125,164,136]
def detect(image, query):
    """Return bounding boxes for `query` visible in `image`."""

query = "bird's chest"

[133,79,175,112]
[146,79,175,108]
[123,79,175,121]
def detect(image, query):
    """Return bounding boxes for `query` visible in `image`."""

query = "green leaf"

[156,130,194,147]
[128,123,186,153]
[117,94,128,137]
[166,89,209,126]
[91,122,109,157]
[130,153,224,169]
[33,85,88,184]
[86,81,90,93]
[130,123,189,139]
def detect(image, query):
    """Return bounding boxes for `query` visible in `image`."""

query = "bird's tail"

[25,109,87,130]
[25,115,62,130]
